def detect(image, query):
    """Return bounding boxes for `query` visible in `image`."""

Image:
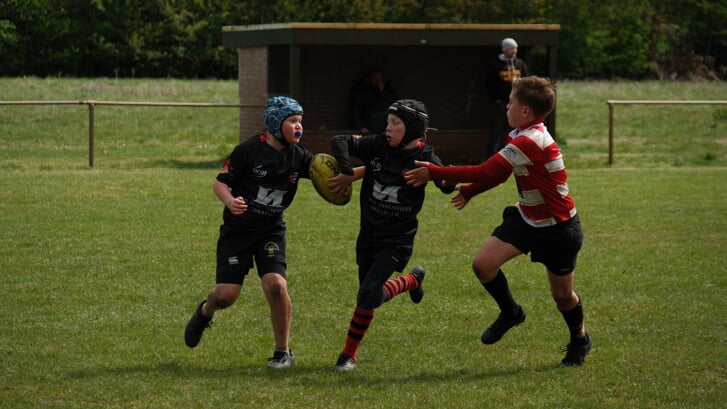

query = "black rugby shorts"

[215,223,287,285]
[492,206,583,275]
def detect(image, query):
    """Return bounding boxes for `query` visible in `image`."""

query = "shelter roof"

[222,22,560,47]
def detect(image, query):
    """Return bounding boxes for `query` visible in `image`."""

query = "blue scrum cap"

[263,96,304,143]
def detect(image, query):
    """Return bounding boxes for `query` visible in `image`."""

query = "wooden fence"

[0,100,260,167]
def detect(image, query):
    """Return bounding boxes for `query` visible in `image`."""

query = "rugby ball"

[309,153,352,206]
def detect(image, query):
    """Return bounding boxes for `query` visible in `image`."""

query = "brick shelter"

[222,23,559,164]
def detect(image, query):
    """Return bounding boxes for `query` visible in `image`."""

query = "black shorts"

[354,243,412,308]
[355,244,412,287]
[492,206,583,276]
[215,222,287,285]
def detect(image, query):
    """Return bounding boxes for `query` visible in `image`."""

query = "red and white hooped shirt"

[426,119,576,227]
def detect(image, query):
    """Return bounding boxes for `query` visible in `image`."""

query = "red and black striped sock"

[341,306,375,360]
[382,273,419,301]
[341,306,376,359]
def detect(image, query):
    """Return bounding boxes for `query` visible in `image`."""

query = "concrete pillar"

[238,46,268,141]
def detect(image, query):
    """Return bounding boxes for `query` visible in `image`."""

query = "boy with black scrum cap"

[327,99,455,371]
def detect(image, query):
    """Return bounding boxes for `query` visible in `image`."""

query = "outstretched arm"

[405,158,511,190]
[331,134,359,176]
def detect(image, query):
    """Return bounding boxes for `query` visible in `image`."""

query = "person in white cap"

[485,37,529,157]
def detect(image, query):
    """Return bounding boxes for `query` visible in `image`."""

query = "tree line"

[0,0,724,80]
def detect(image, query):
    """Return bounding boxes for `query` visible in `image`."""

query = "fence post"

[88,101,95,168]
[608,101,614,165]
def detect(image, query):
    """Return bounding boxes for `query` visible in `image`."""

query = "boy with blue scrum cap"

[184,96,311,368]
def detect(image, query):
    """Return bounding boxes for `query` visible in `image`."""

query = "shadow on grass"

[305,363,566,387]
[151,159,223,169]
[67,359,562,385]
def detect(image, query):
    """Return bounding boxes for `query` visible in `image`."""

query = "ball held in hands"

[309,153,352,206]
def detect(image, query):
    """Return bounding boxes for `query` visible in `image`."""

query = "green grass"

[554,80,727,167]
[0,78,725,408]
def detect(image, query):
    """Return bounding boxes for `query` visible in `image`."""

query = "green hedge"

[0,0,724,79]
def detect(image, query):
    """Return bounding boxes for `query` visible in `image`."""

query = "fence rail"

[606,100,727,165]
[0,100,261,167]
[8,99,727,167]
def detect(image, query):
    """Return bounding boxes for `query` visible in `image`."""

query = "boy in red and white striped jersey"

[404,76,591,366]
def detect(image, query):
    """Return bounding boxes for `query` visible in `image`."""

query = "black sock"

[560,296,585,343]
[482,269,519,316]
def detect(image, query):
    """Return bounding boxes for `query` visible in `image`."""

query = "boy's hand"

[227,196,247,215]
[327,173,355,196]
[404,160,432,187]
[451,188,470,210]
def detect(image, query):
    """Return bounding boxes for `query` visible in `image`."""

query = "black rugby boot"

[481,305,526,344]
[185,300,212,348]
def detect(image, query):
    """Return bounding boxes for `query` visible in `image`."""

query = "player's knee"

[210,288,238,309]
[551,291,577,309]
[472,260,496,282]
[357,288,384,309]
[262,274,288,299]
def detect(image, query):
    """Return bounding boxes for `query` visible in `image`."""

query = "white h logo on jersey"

[372,181,400,204]
[255,187,286,206]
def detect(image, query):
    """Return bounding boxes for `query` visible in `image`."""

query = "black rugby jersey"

[216,134,314,228]
[332,134,452,246]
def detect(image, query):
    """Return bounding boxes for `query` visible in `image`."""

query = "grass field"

[1,78,725,408]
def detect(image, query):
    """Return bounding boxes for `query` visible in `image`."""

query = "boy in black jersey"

[328,99,454,371]
[184,96,312,369]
